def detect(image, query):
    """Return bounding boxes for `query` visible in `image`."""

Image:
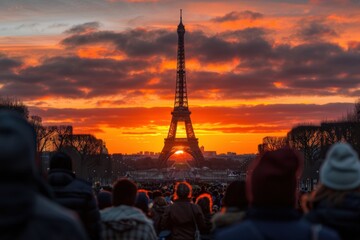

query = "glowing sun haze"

[1,0,359,154]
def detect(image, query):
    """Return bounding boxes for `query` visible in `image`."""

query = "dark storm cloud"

[212,11,263,23]
[296,19,338,41]
[0,56,154,98]
[61,28,176,57]
[2,25,360,101]
[64,21,101,34]
[61,26,271,62]
[0,54,22,72]
[185,39,360,100]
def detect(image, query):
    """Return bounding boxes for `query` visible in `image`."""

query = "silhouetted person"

[135,190,150,217]
[161,181,206,240]
[196,193,213,239]
[101,178,157,240]
[215,148,340,240]
[212,180,247,231]
[305,143,360,240]
[97,190,112,210]
[47,151,101,240]
[0,109,87,240]
[150,196,168,234]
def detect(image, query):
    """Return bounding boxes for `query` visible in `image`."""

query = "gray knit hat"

[320,143,360,190]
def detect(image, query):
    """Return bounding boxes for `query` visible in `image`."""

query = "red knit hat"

[247,148,303,208]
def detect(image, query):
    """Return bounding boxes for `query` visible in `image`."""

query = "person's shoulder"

[33,194,79,222]
[70,178,94,194]
[31,195,88,239]
[214,220,252,240]
[298,219,340,240]
[317,225,341,240]
[72,177,92,187]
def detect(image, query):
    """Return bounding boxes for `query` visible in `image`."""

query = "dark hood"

[48,169,76,187]
[0,110,53,238]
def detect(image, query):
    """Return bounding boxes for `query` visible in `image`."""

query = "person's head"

[222,180,247,210]
[50,152,72,171]
[0,109,37,181]
[147,191,154,200]
[153,196,168,207]
[152,190,163,200]
[196,193,213,215]
[309,143,360,207]
[320,142,360,191]
[212,205,219,213]
[135,190,149,214]
[113,178,137,206]
[247,148,303,208]
[174,181,192,200]
[97,190,112,210]
[165,191,171,198]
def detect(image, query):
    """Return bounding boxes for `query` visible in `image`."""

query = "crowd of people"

[1,108,360,239]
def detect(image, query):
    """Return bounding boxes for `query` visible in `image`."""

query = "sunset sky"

[1,0,359,154]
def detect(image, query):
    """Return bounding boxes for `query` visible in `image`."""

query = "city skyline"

[1,0,359,154]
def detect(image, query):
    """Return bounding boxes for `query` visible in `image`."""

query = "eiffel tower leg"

[188,142,205,167]
[159,141,174,167]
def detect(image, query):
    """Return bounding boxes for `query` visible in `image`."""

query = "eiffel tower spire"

[159,11,205,168]
[174,9,188,109]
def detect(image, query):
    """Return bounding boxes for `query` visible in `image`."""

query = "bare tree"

[347,99,360,122]
[288,125,321,167]
[0,97,29,118]
[29,115,59,153]
[321,121,360,157]
[260,136,288,153]
[68,134,104,179]
[51,126,73,151]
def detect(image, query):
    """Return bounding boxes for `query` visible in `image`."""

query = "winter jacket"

[101,204,157,240]
[0,110,87,240]
[0,183,87,240]
[202,212,213,235]
[306,192,360,240]
[211,207,246,231]
[215,207,340,240]
[48,169,101,240]
[161,199,206,240]
[151,203,168,234]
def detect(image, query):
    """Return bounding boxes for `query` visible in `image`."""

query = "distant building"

[227,152,236,156]
[200,145,217,157]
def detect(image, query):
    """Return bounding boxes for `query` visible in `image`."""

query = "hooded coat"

[101,205,157,240]
[48,169,102,240]
[306,192,360,240]
[0,110,87,240]
[160,199,206,240]
[211,207,246,231]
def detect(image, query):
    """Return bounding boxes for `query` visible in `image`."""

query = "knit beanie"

[248,148,303,208]
[0,110,37,180]
[320,143,360,190]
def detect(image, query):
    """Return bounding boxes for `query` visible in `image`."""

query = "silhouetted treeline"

[0,97,111,181]
[259,100,360,178]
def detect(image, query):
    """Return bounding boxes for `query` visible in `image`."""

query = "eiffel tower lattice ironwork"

[159,10,205,167]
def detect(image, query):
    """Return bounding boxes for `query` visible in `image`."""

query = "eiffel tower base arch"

[159,138,204,168]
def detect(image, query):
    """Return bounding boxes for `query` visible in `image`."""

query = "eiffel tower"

[159,10,205,168]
